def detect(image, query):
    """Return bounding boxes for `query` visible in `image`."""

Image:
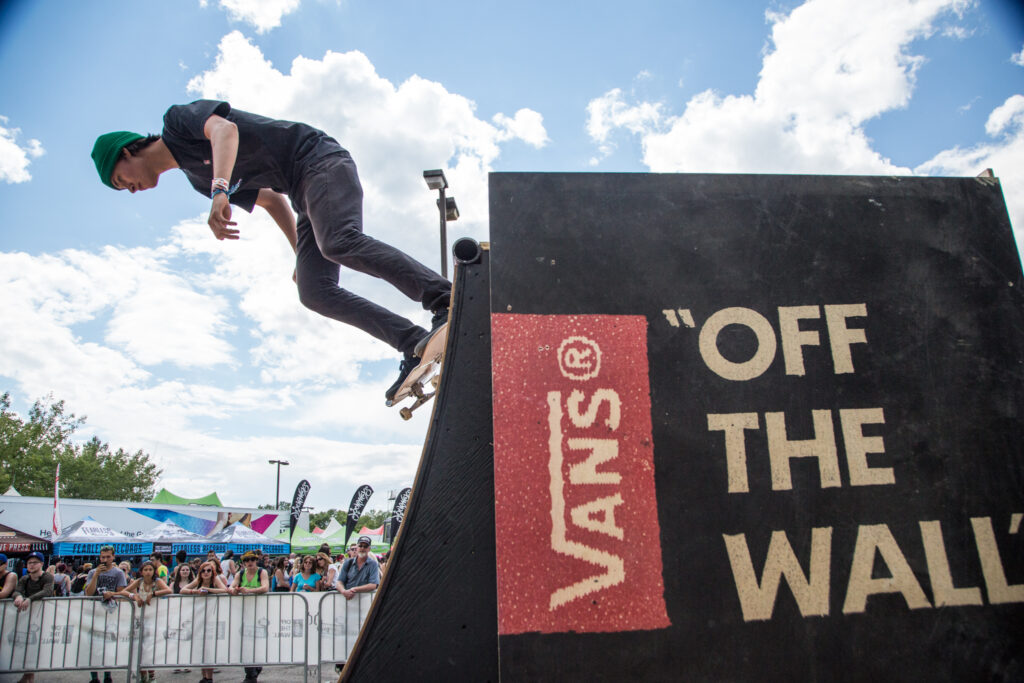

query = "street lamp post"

[268,459,289,511]
[423,169,459,279]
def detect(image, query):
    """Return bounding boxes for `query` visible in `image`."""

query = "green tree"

[355,508,389,530]
[0,392,161,501]
[309,508,341,530]
[60,437,161,502]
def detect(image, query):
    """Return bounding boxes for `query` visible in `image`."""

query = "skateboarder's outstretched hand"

[208,192,239,240]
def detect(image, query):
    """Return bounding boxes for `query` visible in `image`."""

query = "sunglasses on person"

[244,558,257,563]
[201,569,213,574]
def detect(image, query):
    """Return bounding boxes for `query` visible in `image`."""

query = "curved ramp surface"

[341,243,497,682]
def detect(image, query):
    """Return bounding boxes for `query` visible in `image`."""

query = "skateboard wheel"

[400,407,413,420]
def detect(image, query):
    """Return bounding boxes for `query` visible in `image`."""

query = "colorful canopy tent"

[199,521,288,555]
[317,527,352,554]
[286,525,325,554]
[0,522,50,554]
[312,526,325,534]
[2,486,21,496]
[150,488,223,507]
[321,518,344,537]
[137,520,206,543]
[53,516,153,556]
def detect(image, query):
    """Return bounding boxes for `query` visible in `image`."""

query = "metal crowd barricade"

[135,593,310,682]
[316,591,375,679]
[0,596,137,681]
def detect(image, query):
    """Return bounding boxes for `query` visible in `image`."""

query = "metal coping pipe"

[453,237,482,265]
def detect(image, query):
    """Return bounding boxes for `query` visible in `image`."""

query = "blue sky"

[1,0,1022,513]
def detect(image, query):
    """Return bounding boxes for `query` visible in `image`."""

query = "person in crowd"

[11,552,55,683]
[83,547,129,683]
[337,537,379,600]
[315,553,335,591]
[229,552,269,595]
[180,561,228,595]
[70,563,91,595]
[190,557,203,576]
[272,557,290,592]
[220,549,236,586]
[290,555,320,593]
[181,561,228,683]
[150,552,169,581]
[168,554,192,675]
[0,554,17,599]
[118,560,133,580]
[169,562,194,594]
[86,547,128,601]
[52,562,71,596]
[329,554,345,589]
[346,544,357,559]
[228,552,269,683]
[318,542,331,557]
[172,549,188,577]
[120,561,172,683]
[121,560,173,605]
[12,551,54,608]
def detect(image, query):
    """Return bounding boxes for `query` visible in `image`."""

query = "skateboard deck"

[387,322,448,420]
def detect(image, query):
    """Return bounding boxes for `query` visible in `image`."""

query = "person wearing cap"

[12,551,54,609]
[337,536,379,600]
[91,100,451,402]
[228,551,270,682]
[0,553,17,599]
[10,555,53,683]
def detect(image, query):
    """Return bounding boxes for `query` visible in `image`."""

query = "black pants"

[294,151,451,354]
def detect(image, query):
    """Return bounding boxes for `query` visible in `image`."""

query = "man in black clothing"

[92,100,450,400]
[11,551,54,683]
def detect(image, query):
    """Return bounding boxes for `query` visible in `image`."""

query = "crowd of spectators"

[0,538,388,683]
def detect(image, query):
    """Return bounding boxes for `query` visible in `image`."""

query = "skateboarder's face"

[110,150,159,193]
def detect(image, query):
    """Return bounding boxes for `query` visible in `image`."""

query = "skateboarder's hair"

[122,134,161,156]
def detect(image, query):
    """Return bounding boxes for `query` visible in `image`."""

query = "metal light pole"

[268,459,289,510]
[423,169,459,279]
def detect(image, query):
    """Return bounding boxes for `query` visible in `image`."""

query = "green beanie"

[91,131,144,189]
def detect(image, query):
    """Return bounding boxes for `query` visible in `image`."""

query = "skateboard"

[387,322,448,420]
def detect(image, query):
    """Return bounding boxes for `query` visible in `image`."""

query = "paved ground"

[0,664,340,682]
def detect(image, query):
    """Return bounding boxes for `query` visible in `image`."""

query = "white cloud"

[493,109,550,148]
[0,115,44,183]
[916,94,1024,235]
[214,0,301,34]
[1014,45,1024,67]
[584,0,970,174]
[586,88,664,164]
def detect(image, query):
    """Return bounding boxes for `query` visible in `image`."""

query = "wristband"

[211,188,230,200]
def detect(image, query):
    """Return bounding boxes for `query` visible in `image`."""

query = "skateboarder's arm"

[203,114,240,240]
[255,189,298,253]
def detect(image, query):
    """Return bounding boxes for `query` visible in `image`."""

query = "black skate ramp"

[343,173,1023,682]
[341,240,498,682]
[488,173,1024,681]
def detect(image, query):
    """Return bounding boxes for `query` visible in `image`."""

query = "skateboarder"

[91,100,450,400]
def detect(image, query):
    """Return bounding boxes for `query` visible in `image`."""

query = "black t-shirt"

[161,99,343,213]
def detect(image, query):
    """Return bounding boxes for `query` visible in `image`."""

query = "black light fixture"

[423,169,459,278]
